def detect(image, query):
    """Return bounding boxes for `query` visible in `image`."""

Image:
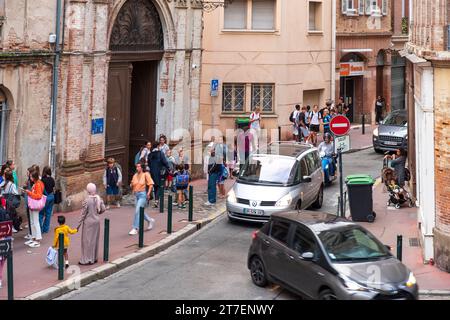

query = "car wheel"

[312,186,323,209]
[374,148,383,154]
[319,289,337,300]
[250,256,268,287]
[395,203,401,209]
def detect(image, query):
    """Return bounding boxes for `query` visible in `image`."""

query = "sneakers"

[12,227,18,233]
[28,241,41,248]
[204,201,215,206]
[147,218,155,230]
[25,239,34,245]
[128,228,138,235]
[65,261,69,269]
[24,234,32,240]
[106,205,110,210]
[153,202,158,208]
[116,202,121,208]
[181,204,187,209]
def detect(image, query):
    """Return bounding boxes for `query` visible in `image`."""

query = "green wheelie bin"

[345,175,376,222]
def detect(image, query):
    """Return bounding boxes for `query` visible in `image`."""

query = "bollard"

[103,218,110,262]
[397,235,403,261]
[7,252,13,300]
[167,195,173,234]
[278,126,281,141]
[139,207,144,248]
[336,196,341,216]
[159,179,164,213]
[58,233,64,280]
[362,114,366,135]
[188,185,194,222]
[343,191,347,216]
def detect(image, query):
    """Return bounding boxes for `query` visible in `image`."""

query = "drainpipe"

[331,0,336,102]
[49,0,62,175]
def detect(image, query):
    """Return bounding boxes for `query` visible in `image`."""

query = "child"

[103,158,122,209]
[174,164,189,209]
[165,150,176,192]
[389,179,406,200]
[53,215,77,269]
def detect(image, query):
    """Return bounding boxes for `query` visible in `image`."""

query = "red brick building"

[404,0,450,271]
[336,0,409,123]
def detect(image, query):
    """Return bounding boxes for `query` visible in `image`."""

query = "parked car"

[373,110,408,153]
[227,142,324,223]
[248,211,419,300]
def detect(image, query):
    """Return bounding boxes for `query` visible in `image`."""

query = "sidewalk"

[0,178,234,300]
[348,124,376,152]
[355,181,450,293]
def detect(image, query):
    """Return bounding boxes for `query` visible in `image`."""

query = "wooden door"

[105,62,133,184]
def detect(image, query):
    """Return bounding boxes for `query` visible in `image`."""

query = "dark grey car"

[373,110,408,153]
[247,211,419,300]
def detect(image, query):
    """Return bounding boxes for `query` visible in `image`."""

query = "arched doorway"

[105,0,164,183]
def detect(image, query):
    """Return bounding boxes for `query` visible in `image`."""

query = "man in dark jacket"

[148,141,170,208]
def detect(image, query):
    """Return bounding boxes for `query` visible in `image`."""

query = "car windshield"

[382,113,407,126]
[318,226,390,262]
[238,155,297,185]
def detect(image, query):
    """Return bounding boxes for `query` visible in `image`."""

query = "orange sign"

[340,62,365,77]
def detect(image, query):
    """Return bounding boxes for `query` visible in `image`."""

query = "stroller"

[381,158,414,209]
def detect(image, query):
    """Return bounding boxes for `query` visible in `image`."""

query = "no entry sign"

[0,221,12,238]
[330,115,351,136]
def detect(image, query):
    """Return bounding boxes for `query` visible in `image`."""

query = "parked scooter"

[320,151,337,185]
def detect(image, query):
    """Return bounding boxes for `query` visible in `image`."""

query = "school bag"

[175,171,189,188]
[289,111,295,123]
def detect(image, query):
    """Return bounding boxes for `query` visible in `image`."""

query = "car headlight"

[406,272,416,288]
[275,193,292,207]
[373,127,379,137]
[227,189,237,203]
[340,275,370,292]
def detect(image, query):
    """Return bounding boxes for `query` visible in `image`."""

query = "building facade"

[0,0,203,211]
[405,0,450,271]
[336,0,409,123]
[200,0,334,141]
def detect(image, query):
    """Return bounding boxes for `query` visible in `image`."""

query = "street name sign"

[334,135,350,154]
[0,239,12,257]
[0,221,12,238]
[330,115,351,136]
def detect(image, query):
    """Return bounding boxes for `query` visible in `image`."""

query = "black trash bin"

[345,175,376,223]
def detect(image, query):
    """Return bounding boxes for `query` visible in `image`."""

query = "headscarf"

[86,183,101,213]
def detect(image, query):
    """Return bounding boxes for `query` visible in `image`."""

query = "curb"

[24,205,227,300]
[419,290,450,296]
[347,145,373,154]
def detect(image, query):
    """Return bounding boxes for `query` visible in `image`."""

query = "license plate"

[244,209,264,215]
[384,141,398,145]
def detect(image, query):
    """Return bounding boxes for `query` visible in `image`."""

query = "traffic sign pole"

[339,149,344,217]
[7,252,13,300]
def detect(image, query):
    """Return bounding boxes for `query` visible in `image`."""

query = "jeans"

[39,193,54,233]
[208,172,219,204]
[133,191,151,229]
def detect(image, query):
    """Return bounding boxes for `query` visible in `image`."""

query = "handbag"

[27,194,47,211]
[46,246,58,268]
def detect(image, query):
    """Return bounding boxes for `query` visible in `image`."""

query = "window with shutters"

[224,0,247,29]
[222,84,246,113]
[223,0,276,31]
[308,1,323,32]
[381,0,388,15]
[251,84,274,113]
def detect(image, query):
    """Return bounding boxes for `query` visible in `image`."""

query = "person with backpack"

[103,158,122,210]
[135,141,152,171]
[308,105,323,147]
[173,164,190,209]
[5,160,18,187]
[148,141,170,208]
[1,169,21,233]
[39,166,56,234]
[290,105,301,141]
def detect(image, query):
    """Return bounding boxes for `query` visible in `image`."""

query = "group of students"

[290,97,349,146]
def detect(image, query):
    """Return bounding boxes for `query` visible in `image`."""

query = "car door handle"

[317,272,325,277]
[263,239,270,245]
[287,254,295,260]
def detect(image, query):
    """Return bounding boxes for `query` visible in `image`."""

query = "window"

[342,0,386,16]
[222,84,245,112]
[224,0,276,31]
[304,152,320,174]
[308,1,323,32]
[224,0,247,29]
[252,0,275,30]
[251,84,274,112]
[270,220,291,245]
[292,225,318,255]
[342,0,357,15]
[299,158,309,177]
[358,0,365,14]
[382,0,388,15]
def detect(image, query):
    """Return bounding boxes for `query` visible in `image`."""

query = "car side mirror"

[385,245,392,251]
[301,252,314,261]
[302,176,312,183]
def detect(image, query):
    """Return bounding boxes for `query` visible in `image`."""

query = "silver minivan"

[227,142,324,223]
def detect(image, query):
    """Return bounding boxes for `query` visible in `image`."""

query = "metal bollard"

[188,185,194,222]
[7,252,14,300]
[139,207,144,248]
[397,235,403,261]
[58,233,64,280]
[278,126,281,141]
[167,195,173,234]
[159,180,164,213]
[362,114,366,135]
[336,196,341,216]
[103,218,110,262]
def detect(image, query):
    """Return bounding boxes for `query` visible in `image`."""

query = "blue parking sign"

[91,118,104,135]
[211,79,219,97]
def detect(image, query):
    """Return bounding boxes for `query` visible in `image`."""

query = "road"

[62,148,387,300]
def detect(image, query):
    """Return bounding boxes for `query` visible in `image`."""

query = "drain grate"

[409,238,419,247]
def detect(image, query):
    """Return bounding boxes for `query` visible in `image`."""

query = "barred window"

[222,84,246,112]
[251,84,274,112]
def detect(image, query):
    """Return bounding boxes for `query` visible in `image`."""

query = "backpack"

[134,148,143,165]
[175,171,189,188]
[289,111,295,123]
